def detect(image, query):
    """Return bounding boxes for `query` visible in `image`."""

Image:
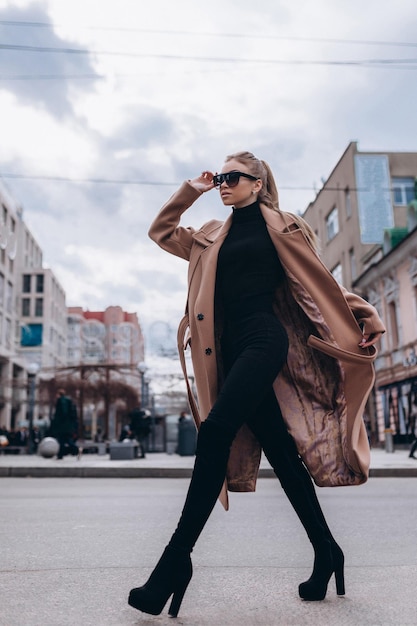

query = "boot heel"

[335,566,345,595]
[128,546,192,617]
[168,578,190,617]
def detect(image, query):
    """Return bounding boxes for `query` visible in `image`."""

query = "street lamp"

[27,362,40,454]
[137,361,147,408]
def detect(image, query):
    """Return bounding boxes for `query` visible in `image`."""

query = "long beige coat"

[149,182,386,510]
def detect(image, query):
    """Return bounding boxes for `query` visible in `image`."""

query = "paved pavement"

[0,445,417,478]
[0,475,416,626]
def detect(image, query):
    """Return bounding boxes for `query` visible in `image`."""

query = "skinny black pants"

[170,311,330,552]
[207,311,290,438]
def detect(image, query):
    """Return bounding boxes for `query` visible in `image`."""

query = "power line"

[0,171,381,192]
[0,43,416,69]
[0,173,179,186]
[1,19,417,50]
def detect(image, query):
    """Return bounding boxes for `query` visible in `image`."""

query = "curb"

[1,467,416,478]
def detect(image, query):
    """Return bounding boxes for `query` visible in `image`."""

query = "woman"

[128,152,385,617]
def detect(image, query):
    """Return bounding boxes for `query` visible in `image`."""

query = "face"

[217,158,262,209]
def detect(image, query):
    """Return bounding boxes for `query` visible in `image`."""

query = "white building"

[0,181,67,430]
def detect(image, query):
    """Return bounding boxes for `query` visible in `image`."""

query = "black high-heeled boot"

[298,539,345,601]
[249,411,345,601]
[128,546,192,616]
[296,464,345,599]
[128,420,233,617]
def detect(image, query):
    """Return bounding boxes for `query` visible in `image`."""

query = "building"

[303,141,417,290]
[18,268,67,370]
[302,142,417,445]
[353,202,417,447]
[0,181,68,430]
[67,305,144,367]
[0,182,27,429]
[66,306,146,439]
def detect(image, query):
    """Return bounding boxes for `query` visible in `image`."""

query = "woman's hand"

[358,332,383,348]
[189,171,215,193]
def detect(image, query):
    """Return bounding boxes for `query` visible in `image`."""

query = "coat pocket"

[307,334,377,364]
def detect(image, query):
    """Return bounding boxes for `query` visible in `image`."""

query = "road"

[1,477,416,626]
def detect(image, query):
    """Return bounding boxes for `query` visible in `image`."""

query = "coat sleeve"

[148,181,203,261]
[340,286,386,335]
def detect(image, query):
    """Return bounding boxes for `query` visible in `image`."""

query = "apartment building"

[303,141,417,290]
[303,142,417,445]
[0,181,68,430]
[67,305,144,367]
[353,203,417,446]
[66,306,146,438]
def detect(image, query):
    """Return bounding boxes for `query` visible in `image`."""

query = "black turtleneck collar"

[232,200,262,223]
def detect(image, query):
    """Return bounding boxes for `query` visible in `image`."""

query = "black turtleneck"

[216,200,286,318]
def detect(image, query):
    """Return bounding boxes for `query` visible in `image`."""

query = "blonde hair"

[225,151,318,251]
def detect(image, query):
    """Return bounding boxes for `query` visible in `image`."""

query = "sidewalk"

[1,446,416,478]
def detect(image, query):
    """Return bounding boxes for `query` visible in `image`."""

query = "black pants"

[57,436,79,459]
[208,311,289,438]
[170,310,331,553]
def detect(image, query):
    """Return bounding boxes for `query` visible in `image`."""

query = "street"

[1,477,416,626]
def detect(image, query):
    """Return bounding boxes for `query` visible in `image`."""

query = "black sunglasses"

[212,171,259,189]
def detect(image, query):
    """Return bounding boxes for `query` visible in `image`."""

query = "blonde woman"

[128,152,385,617]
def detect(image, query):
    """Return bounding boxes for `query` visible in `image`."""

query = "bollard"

[384,428,394,453]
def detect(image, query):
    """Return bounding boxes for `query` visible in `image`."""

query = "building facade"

[303,142,417,290]
[302,143,417,445]
[66,306,146,439]
[353,204,417,447]
[67,305,144,368]
[0,181,68,430]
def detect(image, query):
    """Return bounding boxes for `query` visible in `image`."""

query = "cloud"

[1,0,417,359]
[0,1,99,117]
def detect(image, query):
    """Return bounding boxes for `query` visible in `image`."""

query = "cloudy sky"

[1,0,417,361]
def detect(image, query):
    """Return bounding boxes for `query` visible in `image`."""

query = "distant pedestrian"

[409,437,417,459]
[178,411,188,423]
[50,389,80,460]
[129,408,151,458]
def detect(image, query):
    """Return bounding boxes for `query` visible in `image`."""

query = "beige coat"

[149,182,386,510]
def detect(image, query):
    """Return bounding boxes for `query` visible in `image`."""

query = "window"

[6,282,12,313]
[392,177,415,205]
[36,274,44,293]
[21,323,43,347]
[5,318,11,349]
[35,298,43,317]
[23,274,31,293]
[345,188,352,219]
[388,301,399,348]
[331,263,343,284]
[349,248,357,281]
[22,298,30,316]
[0,273,4,307]
[326,207,339,241]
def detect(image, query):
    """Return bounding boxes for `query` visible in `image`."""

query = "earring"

[252,190,256,194]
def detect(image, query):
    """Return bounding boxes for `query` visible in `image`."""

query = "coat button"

[197,313,204,321]
[205,348,212,355]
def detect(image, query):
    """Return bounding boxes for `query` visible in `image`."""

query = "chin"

[221,197,233,206]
